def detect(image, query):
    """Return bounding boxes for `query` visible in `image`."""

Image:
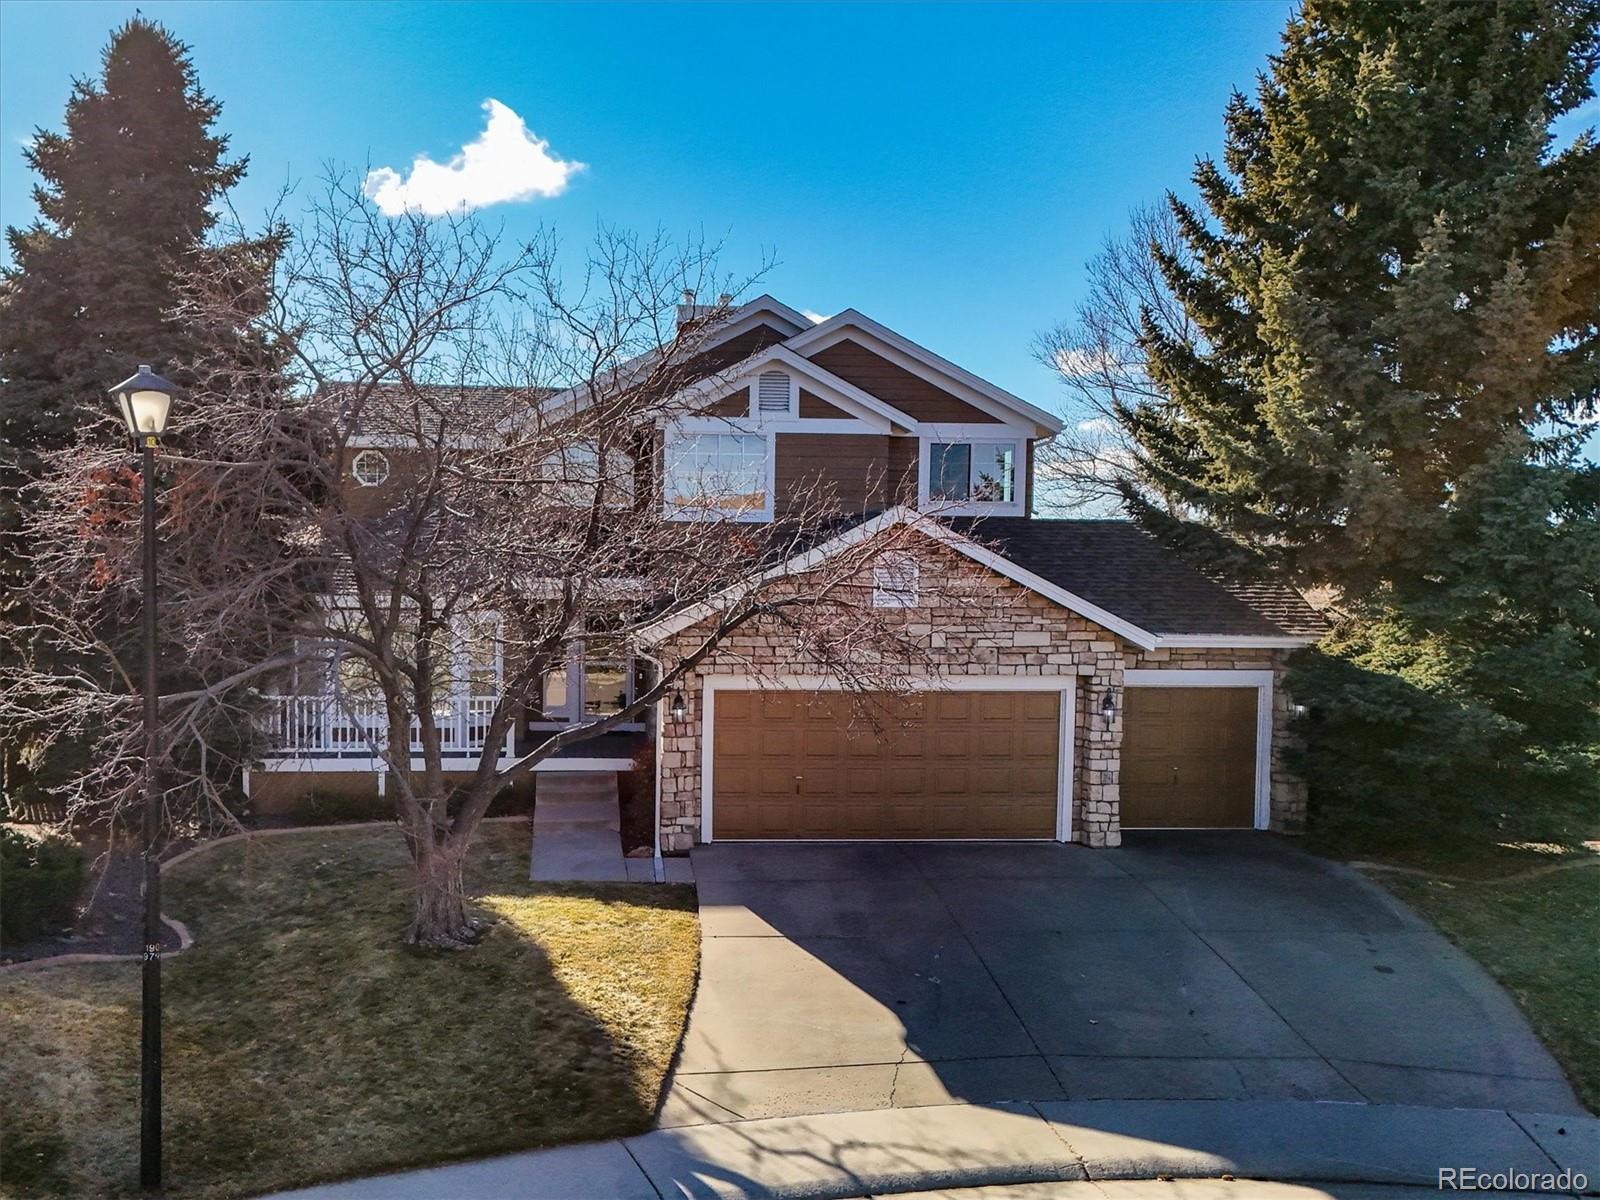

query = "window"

[351,449,390,487]
[529,633,644,727]
[663,431,771,519]
[928,441,1016,504]
[872,554,921,608]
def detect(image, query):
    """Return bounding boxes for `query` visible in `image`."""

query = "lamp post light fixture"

[110,363,178,1191]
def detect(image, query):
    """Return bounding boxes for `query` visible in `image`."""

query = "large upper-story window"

[663,429,772,520]
[928,440,1017,504]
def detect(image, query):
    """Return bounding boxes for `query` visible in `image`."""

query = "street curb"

[257,1099,1600,1200]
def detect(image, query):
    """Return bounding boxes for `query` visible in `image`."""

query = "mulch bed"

[1,836,184,965]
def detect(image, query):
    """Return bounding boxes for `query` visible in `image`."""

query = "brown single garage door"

[1121,687,1258,828]
[711,690,1059,840]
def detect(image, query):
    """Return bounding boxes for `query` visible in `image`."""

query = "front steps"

[529,772,629,882]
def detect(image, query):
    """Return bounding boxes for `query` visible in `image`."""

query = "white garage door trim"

[1122,669,1273,830]
[700,674,1077,844]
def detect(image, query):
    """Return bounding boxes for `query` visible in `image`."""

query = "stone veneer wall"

[653,538,1302,852]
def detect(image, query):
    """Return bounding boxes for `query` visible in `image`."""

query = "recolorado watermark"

[1439,1167,1588,1192]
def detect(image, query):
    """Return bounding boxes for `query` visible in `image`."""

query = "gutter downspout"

[634,650,667,883]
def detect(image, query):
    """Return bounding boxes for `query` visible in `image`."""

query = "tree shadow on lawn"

[2,824,699,1200]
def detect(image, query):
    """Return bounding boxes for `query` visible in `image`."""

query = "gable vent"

[756,371,793,414]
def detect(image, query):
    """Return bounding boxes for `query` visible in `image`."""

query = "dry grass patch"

[2,823,699,1199]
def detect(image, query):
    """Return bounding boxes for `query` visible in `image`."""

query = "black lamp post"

[110,363,177,1191]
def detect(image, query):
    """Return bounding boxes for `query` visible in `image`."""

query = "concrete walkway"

[528,773,628,882]
[258,1099,1599,1199]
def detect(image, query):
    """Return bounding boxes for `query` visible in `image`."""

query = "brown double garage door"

[711,690,1060,840]
[709,685,1260,840]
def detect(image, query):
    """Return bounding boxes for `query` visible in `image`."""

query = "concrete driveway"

[661,834,1582,1126]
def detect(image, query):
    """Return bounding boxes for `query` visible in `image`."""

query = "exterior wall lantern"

[669,691,687,722]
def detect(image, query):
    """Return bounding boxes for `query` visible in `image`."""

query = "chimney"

[675,287,720,328]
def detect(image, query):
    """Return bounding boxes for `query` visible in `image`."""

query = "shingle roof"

[944,517,1327,639]
[317,381,556,439]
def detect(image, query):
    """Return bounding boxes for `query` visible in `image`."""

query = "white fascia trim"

[1123,668,1274,830]
[698,673,1076,845]
[712,295,814,340]
[631,505,1161,650]
[1150,634,1316,649]
[785,310,1064,437]
[345,434,493,450]
[668,344,917,433]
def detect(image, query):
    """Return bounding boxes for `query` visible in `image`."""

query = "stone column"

[1076,659,1124,848]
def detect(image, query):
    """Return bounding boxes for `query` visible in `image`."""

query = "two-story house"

[248,294,1324,849]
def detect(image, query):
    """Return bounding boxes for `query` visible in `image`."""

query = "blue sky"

[0,0,1299,409]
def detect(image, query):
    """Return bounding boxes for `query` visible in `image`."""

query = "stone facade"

[653,535,1304,852]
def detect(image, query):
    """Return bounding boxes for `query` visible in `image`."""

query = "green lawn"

[1,823,700,1199]
[1309,829,1599,1113]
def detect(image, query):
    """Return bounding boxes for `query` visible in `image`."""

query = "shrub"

[275,787,391,826]
[1286,648,1599,849]
[618,741,656,855]
[1,826,85,944]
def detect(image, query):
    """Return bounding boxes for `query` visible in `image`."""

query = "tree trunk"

[404,837,475,949]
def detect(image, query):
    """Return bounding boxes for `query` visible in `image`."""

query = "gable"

[798,388,849,418]
[687,323,792,377]
[806,340,1003,424]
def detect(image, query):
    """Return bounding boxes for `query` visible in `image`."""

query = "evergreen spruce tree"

[0,18,245,810]
[1120,0,1599,599]
[1114,0,1600,837]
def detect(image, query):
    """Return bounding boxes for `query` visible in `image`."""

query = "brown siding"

[808,339,1002,423]
[886,436,919,505]
[685,323,791,377]
[338,447,428,519]
[775,433,893,516]
[798,388,848,418]
[700,389,749,417]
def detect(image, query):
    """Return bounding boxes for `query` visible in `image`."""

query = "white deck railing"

[257,695,511,759]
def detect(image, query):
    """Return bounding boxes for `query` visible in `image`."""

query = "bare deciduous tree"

[2,175,1001,948]
[1033,202,1198,514]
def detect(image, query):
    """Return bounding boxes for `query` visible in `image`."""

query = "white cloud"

[801,309,833,325]
[1052,347,1119,379]
[363,100,584,217]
